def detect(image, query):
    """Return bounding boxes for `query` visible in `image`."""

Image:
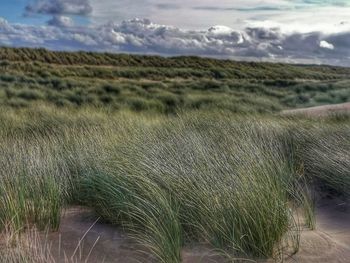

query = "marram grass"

[0,106,349,262]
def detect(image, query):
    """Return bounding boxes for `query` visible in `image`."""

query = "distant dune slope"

[282,102,350,116]
[0,47,349,113]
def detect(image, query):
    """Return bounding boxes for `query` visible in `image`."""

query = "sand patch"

[285,196,350,263]
[44,207,153,263]
[282,102,350,117]
[50,197,350,262]
[2,195,350,262]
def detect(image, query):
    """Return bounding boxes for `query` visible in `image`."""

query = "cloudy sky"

[1,0,350,66]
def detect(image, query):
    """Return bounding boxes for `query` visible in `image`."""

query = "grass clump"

[302,124,350,196]
[0,139,68,232]
[80,114,303,260]
[83,172,182,263]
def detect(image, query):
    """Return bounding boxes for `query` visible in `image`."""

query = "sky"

[0,0,350,66]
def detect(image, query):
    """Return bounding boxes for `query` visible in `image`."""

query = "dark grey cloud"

[25,0,92,16]
[192,6,288,12]
[0,17,349,66]
[298,0,349,6]
[155,4,181,10]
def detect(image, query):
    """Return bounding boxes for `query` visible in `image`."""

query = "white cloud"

[0,17,349,66]
[320,40,334,50]
[247,7,350,35]
[21,0,350,35]
[89,0,350,33]
[208,26,234,36]
[47,16,74,27]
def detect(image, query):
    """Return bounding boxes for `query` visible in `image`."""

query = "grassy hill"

[0,47,350,262]
[0,47,349,113]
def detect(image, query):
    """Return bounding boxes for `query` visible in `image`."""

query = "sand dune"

[44,195,350,263]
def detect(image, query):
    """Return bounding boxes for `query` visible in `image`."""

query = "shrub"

[17,89,44,101]
[102,84,121,95]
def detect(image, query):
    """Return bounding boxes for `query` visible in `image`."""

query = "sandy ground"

[282,102,350,117]
[285,196,350,263]
[45,208,227,263]
[42,194,350,263]
[45,207,153,263]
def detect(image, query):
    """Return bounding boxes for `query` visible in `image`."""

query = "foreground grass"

[0,105,349,262]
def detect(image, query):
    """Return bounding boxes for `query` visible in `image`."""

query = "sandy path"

[282,102,350,117]
[46,207,153,263]
[285,196,350,263]
[46,208,226,263]
[45,197,350,263]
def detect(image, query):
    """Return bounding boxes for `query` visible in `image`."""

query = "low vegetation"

[1,47,350,113]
